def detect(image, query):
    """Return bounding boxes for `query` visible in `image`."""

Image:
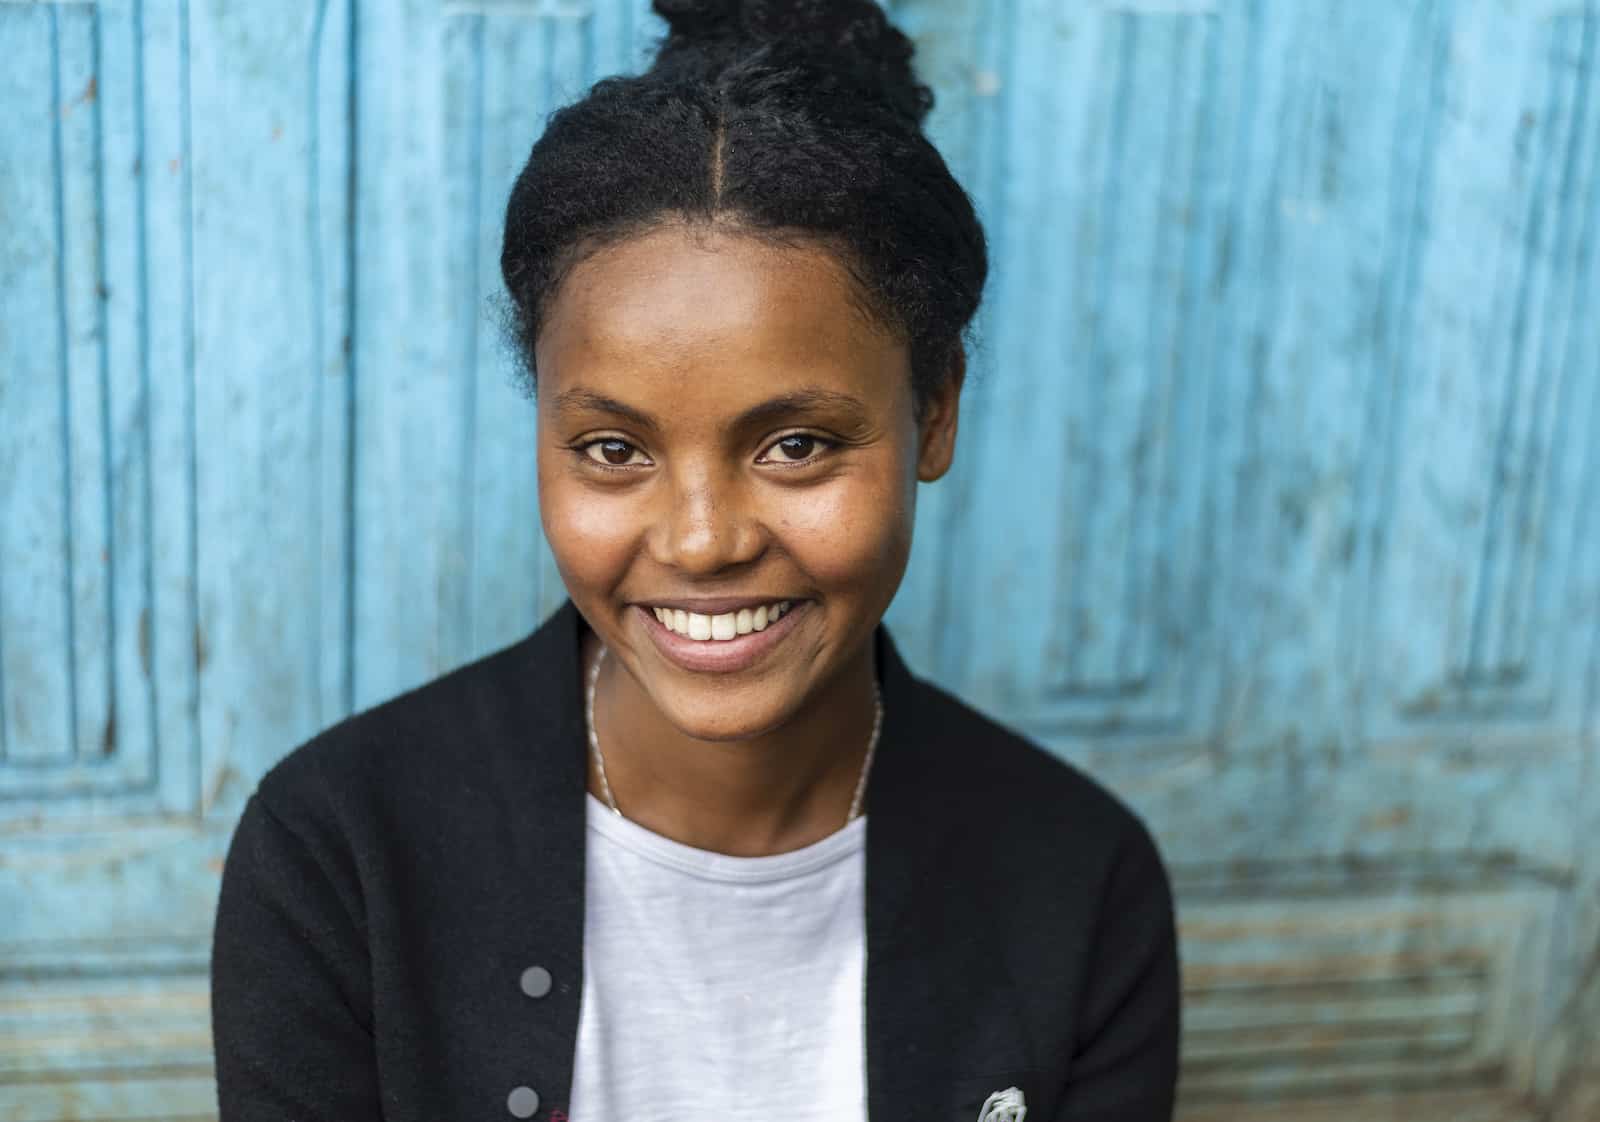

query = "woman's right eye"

[581,439,650,468]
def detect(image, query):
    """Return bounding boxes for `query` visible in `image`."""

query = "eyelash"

[573,433,837,471]
[759,433,838,465]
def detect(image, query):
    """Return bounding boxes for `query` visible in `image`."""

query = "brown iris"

[775,435,815,460]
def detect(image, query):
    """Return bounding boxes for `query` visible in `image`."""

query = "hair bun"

[652,0,741,40]
[650,0,933,126]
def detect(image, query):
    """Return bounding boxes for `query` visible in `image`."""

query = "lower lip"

[635,603,809,673]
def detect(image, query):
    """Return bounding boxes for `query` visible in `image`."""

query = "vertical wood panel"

[463,12,544,647]
[463,7,575,653]
[308,0,357,735]
[1,5,76,767]
[100,0,159,795]
[1231,1,1439,758]
[349,0,462,704]
[440,11,488,664]
[899,0,1230,763]
[1546,8,1600,1088]
[1,0,199,812]
[56,5,115,770]
[140,0,204,817]
[191,0,350,793]
[1469,9,1594,679]
[1372,2,1599,735]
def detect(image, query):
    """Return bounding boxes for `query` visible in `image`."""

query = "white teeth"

[653,601,796,641]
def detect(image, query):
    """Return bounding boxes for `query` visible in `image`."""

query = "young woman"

[210,2,1180,1120]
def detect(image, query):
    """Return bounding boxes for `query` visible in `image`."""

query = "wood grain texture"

[1,0,198,818]
[2,0,1597,1118]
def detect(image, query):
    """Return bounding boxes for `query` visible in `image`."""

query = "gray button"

[520,966,553,999]
[507,1085,540,1118]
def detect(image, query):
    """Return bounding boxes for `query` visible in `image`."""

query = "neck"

[583,629,879,857]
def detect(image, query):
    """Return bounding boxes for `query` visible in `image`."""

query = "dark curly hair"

[499,0,988,413]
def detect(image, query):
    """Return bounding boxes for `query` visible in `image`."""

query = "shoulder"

[884,664,1177,1034]
[887,661,1175,948]
[251,625,554,837]
[901,668,1159,854]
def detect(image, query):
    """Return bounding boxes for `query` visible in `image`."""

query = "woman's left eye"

[760,434,831,464]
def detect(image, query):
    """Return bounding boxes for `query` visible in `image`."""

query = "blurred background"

[3,0,1599,1118]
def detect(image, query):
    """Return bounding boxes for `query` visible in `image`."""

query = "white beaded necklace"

[585,645,884,828]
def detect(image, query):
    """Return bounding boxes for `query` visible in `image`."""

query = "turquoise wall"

[2,1,1598,1117]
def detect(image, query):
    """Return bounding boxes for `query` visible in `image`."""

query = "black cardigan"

[211,601,1179,1122]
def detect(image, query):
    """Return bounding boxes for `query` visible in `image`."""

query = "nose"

[648,466,765,575]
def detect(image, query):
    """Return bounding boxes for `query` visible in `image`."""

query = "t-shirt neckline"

[583,791,867,885]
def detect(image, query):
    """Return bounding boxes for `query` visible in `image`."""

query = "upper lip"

[639,597,801,614]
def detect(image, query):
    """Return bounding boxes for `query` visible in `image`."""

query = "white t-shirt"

[568,792,868,1122]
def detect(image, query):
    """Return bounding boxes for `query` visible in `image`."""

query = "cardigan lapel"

[866,629,1049,1120]
[482,602,1042,1121]
[478,600,591,1119]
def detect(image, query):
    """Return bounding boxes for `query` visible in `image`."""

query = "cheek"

[772,459,916,593]
[538,456,639,591]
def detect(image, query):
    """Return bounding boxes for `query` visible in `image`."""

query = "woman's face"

[534,224,961,741]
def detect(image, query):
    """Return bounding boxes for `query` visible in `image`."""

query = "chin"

[649,683,797,744]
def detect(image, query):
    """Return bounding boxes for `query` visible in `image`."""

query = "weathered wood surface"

[1,1,1597,1118]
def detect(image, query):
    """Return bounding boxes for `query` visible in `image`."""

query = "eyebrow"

[549,387,871,431]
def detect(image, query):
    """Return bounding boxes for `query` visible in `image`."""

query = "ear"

[916,348,965,482]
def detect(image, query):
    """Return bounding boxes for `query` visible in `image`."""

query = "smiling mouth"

[647,601,794,642]
[633,599,809,674]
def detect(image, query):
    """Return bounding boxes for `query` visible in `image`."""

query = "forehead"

[534,224,908,399]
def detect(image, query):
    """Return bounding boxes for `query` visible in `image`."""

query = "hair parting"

[499,0,988,412]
